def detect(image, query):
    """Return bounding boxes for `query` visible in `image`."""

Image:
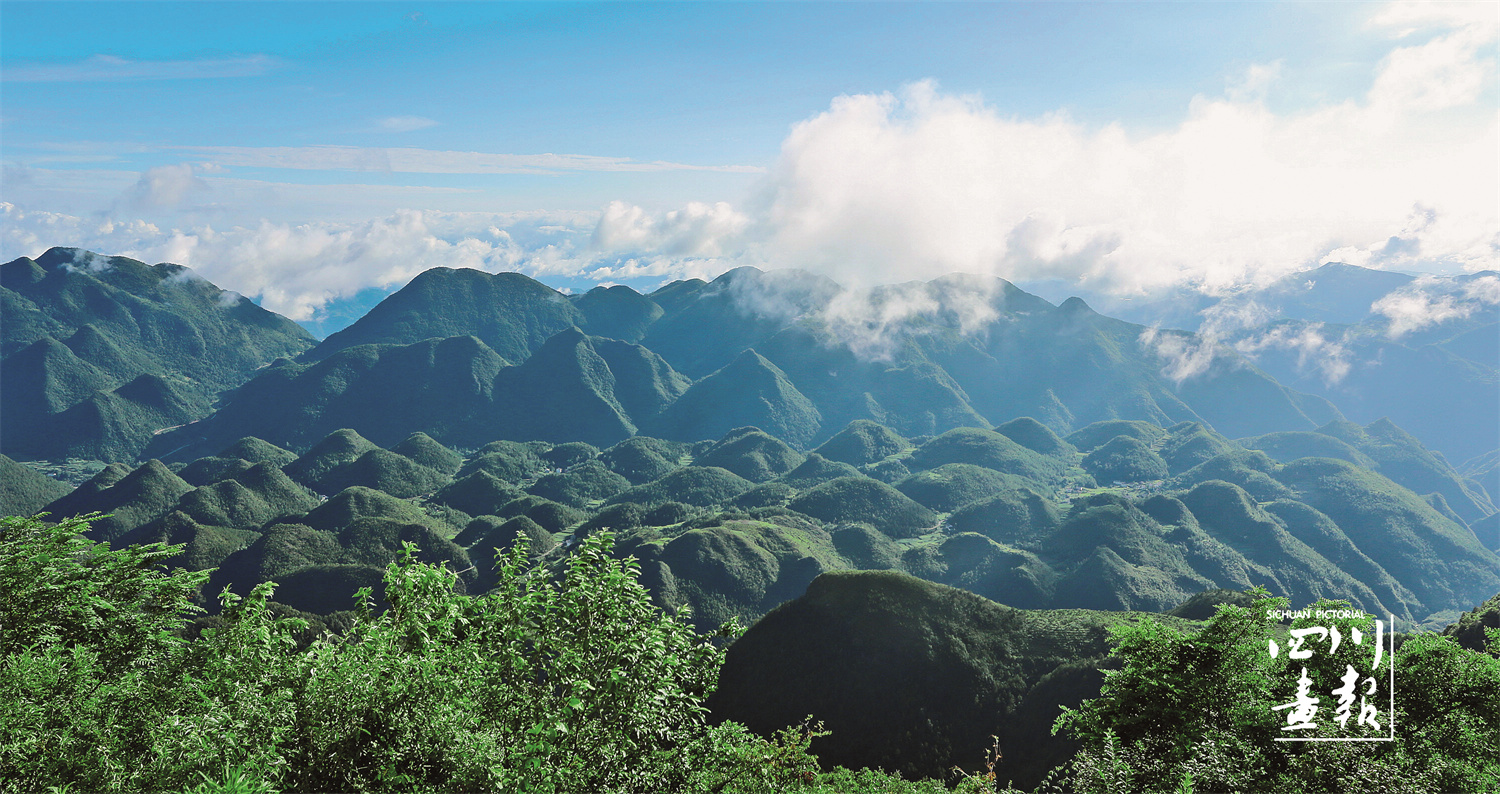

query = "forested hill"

[137,262,1349,461]
[10,414,1498,634]
[1,248,316,462]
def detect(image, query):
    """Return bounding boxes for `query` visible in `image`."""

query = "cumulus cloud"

[592,200,750,257]
[596,4,1496,294]
[1371,274,1500,336]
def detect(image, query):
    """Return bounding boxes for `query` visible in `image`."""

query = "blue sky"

[1,1,1495,324]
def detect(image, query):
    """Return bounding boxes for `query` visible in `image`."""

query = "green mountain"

[390,432,464,475]
[605,466,755,508]
[1,249,314,461]
[570,283,663,342]
[0,455,73,517]
[152,335,508,456]
[1273,456,1500,611]
[1441,590,1500,652]
[693,426,806,483]
[1081,435,1168,484]
[282,429,383,488]
[787,476,936,538]
[908,427,1078,490]
[306,267,584,364]
[42,459,192,543]
[480,328,689,447]
[710,570,1192,787]
[526,461,631,508]
[597,436,686,484]
[646,349,822,447]
[814,419,913,467]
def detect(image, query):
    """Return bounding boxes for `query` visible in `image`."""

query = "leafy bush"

[0,512,862,793]
[1057,589,1500,793]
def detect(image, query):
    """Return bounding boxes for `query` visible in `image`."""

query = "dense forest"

[2,248,1498,791]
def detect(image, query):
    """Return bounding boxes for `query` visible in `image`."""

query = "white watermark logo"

[1265,610,1396,743]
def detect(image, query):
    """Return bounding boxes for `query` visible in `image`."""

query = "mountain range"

[4,247,1498,789]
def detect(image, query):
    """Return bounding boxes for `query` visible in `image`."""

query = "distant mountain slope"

[1,248,315,461]
[1021,263,1497,463]
[1229,318,1497,464]
[148,329,689,457]
[306,267,585,364]
[205,264,1345,459]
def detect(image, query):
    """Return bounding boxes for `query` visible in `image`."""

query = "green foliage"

[0,512,208,666]
[2,513,853,794]
[1057,591,1500,793]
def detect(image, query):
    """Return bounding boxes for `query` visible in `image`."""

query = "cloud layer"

[3,2,1494,331]
[603,4,1497,292]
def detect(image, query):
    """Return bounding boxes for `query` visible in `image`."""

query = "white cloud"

[596,4,1496,294]
[2,54,278,82]
[592,200,750,257]
[1234,323,1354,385]
[1138,300,1270,383]
[1371,274,1500,336]
[0,203,603,321]
[377,116,440,133]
